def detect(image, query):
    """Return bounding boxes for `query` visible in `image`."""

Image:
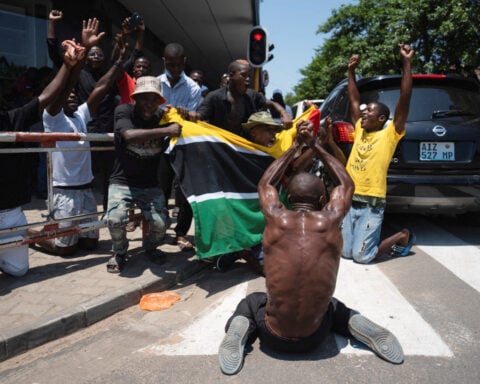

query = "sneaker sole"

[218,315,250,375]
[348,314,404,364]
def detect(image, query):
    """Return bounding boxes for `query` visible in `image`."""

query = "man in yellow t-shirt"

[341,44,416,264]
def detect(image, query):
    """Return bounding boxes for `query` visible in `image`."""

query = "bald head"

[163,43,185,58]
[287,172,326,207]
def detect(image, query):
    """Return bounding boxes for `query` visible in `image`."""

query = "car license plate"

[419,142,455,161]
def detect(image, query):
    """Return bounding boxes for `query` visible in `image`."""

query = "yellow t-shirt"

[346,119,405,198]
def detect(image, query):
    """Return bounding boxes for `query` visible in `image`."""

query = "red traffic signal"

[247,26,268,67]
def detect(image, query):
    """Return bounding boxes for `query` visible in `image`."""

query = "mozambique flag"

[163,106,318,259]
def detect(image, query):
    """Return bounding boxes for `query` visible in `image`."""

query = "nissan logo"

[432,125,447,137]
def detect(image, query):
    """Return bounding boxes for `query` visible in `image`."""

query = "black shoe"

[216,252,240,272]
[348,314,404,364]
[106,253,126,274]
[218,315,250,375]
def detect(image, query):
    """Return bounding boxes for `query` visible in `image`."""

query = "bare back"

[263,202,343,338]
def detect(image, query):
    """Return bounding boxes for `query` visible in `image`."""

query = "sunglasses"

[88,51,104,58]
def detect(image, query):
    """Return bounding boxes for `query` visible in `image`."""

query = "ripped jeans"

[106,184,170,254]
[341,203,384,264]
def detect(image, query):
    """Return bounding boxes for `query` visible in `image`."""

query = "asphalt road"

[1,214,479,384]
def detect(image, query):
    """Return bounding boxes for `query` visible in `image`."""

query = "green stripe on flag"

[191,197,265,258]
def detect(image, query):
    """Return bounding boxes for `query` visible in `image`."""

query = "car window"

[361,86,480,121]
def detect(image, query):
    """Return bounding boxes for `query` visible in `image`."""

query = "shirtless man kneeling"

[218,119,404,375]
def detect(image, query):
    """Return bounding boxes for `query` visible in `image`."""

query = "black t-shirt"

[110,103,167,188]
[197,87,267,137]
[0,98,40,209]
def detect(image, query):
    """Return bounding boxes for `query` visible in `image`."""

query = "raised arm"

[116,16,145,72]
[258,139,299,214]
[38,41,84,112]
[87,34,127,116]
[45,17,107,116]
[265,99,293,129]
[393,44,414,134]
[347,54,361,123]
[46,9,63,68]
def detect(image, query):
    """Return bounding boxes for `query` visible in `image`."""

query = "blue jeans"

[106,184,169,254]
[341,204,384,264]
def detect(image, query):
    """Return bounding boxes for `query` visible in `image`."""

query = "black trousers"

[226,292,355,353]
[157,153,193,237]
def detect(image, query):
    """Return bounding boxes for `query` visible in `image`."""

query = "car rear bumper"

[386,183,480,214]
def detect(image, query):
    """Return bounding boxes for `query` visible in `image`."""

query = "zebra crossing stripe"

[334,260,453,357]
[417,240,480,293]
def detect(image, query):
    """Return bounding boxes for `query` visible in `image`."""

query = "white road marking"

[138,239,472,358]
[418,240,480,294]
[139,282,248,356]
[334,260,453,357]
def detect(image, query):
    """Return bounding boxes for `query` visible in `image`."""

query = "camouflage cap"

[241,111,283,132]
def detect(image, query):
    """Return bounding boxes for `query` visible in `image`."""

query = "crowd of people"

[1,10,418,375]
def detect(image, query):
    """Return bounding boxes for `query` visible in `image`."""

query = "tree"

[293,0,480,102]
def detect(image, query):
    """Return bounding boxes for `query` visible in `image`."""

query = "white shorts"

[52,187,99,247]
[0,206,29,276]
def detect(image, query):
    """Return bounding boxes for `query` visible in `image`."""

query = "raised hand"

[61,39,86,67]
[81,18,106,49]
[348,54,360,71]
[296,119,315,146]
[49,9,63,21]
[399,43,414,61]
[121,17,132,35]
[113,33,128,62]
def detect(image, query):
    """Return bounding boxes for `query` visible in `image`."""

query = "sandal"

[176,236,195,252]
[391,231,416,257]
[145,249,166,265]
[106,253,126,274]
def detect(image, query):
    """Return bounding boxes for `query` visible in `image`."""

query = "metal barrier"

[0,131,148,250]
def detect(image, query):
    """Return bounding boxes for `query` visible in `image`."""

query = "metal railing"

[0,131,149,250]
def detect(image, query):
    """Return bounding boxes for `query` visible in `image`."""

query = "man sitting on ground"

[218,119,404,375]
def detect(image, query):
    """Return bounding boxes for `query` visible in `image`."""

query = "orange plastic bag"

[139,291,181,311]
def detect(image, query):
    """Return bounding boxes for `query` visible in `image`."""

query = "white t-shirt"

[43,103,93,187]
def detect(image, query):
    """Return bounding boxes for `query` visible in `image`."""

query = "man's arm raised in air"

[347,54,362,124]
[258,120,314,216]
[393,44,414,134]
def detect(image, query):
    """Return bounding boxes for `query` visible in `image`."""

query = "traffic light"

[247,26,268,67]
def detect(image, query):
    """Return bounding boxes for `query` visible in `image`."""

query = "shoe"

[175,236,195,252]
[106,253,126,274]
[145,249,167,265]
[218,315,250,375]
[348,314,404,364]
[391,231,416,257]
[216,252,240,272]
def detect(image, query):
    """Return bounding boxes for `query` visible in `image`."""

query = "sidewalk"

[0,195,208,362]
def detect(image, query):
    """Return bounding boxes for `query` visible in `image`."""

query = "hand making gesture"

[399,43,414,62]
[49,9,63,22]
[61,39,86,67]
[81,18,106,49]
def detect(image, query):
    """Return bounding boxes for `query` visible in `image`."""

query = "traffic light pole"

[253,67,260,91]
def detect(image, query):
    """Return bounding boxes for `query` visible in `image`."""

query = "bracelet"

[114,61,123,68]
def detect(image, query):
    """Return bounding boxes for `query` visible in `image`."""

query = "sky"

[260,0,356,98]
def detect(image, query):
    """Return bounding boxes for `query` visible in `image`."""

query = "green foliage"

[293,0,480,101]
